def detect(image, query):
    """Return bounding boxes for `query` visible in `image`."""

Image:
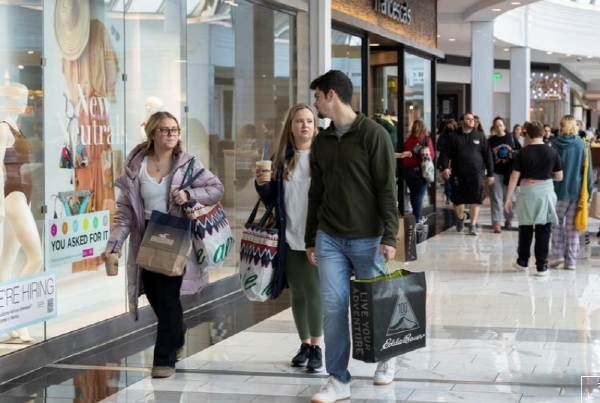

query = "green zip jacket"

[305,112,399,248]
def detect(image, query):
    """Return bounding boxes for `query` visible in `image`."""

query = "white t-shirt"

[284,149,311,250]
[140,157,172,220]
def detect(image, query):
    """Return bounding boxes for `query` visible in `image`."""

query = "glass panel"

[332,30,362,111]
[187,1,296,283]
[43,0,127,339]
[128,0,163,13]
[404,53,432,214]
[0,1,44,353]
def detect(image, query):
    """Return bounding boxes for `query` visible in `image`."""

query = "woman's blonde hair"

[141,111,182,155]
[410,119,428,137]
[272,103,318,180]
[560,115,578,136]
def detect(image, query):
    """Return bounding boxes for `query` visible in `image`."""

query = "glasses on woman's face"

[157,127,180,136]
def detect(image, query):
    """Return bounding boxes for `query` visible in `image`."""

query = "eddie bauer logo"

[382,286,424,350]
[150,233,174,246]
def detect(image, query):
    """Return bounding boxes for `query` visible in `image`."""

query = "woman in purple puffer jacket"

[102,111,224,379]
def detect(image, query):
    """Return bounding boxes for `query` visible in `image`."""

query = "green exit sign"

[493,72,502,81]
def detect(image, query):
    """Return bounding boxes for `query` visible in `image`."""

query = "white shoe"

[535,270,549,277]
[548,258,564,269]
[564,264,576,270]
[373,358,396,385]
[512,261,527,272]
[311,376,351,403]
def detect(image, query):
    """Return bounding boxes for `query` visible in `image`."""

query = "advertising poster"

[46,210,110,267]
[0,272,57,334]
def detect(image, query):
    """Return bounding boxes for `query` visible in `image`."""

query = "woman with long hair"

[402,119,435,222]
[255,104,323,372]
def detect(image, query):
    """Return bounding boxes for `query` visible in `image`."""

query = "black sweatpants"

[141,269,186,367]
[517,223,552,270]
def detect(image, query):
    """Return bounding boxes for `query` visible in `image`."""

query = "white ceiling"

[437,0,600,86]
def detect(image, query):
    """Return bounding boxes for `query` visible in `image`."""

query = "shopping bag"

[577,231,591,259]
[351,268,427,363]
[590,191,600,219]
[239,199,278,302]
[395,215,417,262]
[420,147,435,183]
[136,210,192,276]
[185,201,234,271]
[575,144,589,232]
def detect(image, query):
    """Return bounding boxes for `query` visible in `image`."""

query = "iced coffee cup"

[105,253,119,276]
[256,160,273,182]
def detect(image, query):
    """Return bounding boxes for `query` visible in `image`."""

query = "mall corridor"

[1,204,599,403]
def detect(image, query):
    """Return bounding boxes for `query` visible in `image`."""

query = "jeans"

[315,230,386,383]
[404,167,428,221]
[142,269,186,367]
[490,173,514,224]
[443,179,451,199]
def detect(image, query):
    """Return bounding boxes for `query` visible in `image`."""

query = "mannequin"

[0,80,42,342]
[140,96,164,141]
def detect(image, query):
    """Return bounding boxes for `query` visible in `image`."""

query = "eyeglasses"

[157,127,180,136]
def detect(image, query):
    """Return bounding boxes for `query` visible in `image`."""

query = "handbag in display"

[351,265,427,363]
[394,215,417,262]
[185,201,234,271]
[239,199,278,302]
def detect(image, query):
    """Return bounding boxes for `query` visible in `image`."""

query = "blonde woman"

[549,115,593,270]
[255,104,323,372]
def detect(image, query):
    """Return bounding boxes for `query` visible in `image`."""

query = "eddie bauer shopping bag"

[239,199,278,302]
[351,268,427,363]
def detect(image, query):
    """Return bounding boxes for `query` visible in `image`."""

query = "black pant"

[141,269,186,367]
[517,223,552,270]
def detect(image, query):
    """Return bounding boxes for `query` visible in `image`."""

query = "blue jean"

[444,179,451,199]
[404,167,428,221]
[315,230,386,383]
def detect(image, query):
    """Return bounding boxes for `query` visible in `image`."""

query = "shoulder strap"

[247,199,275,226]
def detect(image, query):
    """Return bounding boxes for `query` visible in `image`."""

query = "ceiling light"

[437,34,441,38]
[370,43,380,47]
[17,65,24,69]
[492,8,502,11]
[449,38,456,42]
[546,51,553,55]
[587,56,594,59]
[503,48,509,51]
[566,53,572,56]
[511,1,521,4]
[27,51,34,54]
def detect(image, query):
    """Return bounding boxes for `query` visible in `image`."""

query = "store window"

[332,29,362,111]
[404,52,432,213]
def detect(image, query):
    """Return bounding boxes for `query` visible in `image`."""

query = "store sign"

[46,211,110,266]
[0,272,57,334]
[373,0,412,25]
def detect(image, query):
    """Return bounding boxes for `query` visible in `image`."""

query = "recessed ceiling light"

[588,56,594,59]
[511,2,521,5]
[27,51,34,54]
[546,51,553,55]
[503,48,509,51]
[566,53,572,57]
[437,34,441,38]
[492,8,502,11]
[17,65,24,69]
[370,43,380,47]
[449,38,456,42]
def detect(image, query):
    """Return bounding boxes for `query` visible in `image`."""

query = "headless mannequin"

[0,81,42,342]
[140,96,164,141]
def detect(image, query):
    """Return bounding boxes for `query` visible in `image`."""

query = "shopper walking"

[103,111,224,379]
[438,113,494,235]
[255,103,324,372]
[305,70,398,403]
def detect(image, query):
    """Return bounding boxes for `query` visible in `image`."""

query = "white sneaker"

[373,358,396,385]
[548,258,564,269]
[564,264,576,270]
[311,376,351,403]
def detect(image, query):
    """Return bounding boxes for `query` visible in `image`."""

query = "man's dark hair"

[543,124,551,130]
[310,70,353,105]
[527,121,544,139]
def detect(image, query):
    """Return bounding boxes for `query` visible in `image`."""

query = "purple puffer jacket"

[106,144,224,319]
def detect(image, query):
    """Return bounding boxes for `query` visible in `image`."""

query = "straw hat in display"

[54,0,90,61]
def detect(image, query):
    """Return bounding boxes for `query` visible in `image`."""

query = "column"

[509,47,530,127]
[309,0,331,80]
[471,22,494,129]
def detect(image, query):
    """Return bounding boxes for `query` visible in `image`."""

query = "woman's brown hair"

[410,119,428,137]
[272,104,318,180]
[141,111,183,155]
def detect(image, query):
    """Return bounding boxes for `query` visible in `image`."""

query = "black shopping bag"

[351,269,426,363]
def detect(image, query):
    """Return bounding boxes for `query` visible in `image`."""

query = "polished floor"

[2,202,600,402]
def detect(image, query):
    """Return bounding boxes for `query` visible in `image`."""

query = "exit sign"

[493,72,502,81]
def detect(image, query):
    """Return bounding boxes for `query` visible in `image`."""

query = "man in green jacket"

[305,70,399,403]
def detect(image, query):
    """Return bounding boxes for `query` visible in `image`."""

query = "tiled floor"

[3,200,600,402]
